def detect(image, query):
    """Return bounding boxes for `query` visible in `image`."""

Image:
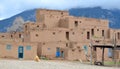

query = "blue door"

[18,46,24,58]
[56,48,60,57]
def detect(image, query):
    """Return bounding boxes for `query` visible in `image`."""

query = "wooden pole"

[90,45,92,65]
[93,47,97,64]
[102,47,104,65]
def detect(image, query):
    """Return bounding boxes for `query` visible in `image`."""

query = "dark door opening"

[61,51,64,58]
[18,46,24,58]
[87,32,90,39]
[66,32,69,40]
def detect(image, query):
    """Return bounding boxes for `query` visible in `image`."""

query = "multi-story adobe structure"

[0,9,120,61]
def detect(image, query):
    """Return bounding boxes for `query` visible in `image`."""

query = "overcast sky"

[0,0,120,20]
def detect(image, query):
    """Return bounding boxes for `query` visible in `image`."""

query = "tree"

[7,16,25,32]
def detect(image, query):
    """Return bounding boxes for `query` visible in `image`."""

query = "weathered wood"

[102,47,104,65]
[93,47,97,63]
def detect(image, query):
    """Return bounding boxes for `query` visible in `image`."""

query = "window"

[2,35,4,37]
[43,43,45,45]
[72,49,75,52]
[36,34,38,37]
[48,48,50,50]
[87,32,90,39]
[37,25,39,28]
[6,45,12,50]
[19,34,21,38]
[91,29,94,36]
[97,29,99,31]
[26,46,31,50]
[53,32,55,35]
[61,12,63,15]
[66,32,69,40]
[11,35,13,38]
[118,32,120,39]
[25,25,27,28]
[77,46,80,48]
[102,30,104,37]
[72,32,75,35]
[66,43,68,47]
[79,50,81,52]
[74,21,78,27]
[79,21,82,23]
[108,48,112,58]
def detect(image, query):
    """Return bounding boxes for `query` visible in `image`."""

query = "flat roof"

[92,44,120,48]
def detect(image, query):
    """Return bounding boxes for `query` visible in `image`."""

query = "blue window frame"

[83,45,88,55]
[26,46,31,50]
[6,45,12,50]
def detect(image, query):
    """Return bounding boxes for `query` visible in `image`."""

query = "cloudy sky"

[0,0,120,20]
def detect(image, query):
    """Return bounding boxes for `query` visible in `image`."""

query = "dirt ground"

[0,59,119,69]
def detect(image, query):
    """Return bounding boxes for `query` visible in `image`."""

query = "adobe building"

[0,9,120,62]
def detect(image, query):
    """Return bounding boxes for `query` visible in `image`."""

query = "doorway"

[18,46,24,58]
[61,51,64,58]
[56,47,60,57]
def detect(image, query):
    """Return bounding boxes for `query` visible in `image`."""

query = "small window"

[53,32,55,35]
[43,43,45,45]
[36,34,38,37]
[72,32,75,35]
[11,35,13,38]
[74,21,78,27]
[61,12,63,15]
[25,25,27,28]
[6,45,12,50]
[66,43,68,47]
[37,25,39,27]
[2,35,4,37]
[48,48,50,50]
[26,46,31,50]
[91,29,94,36]
[118,32,120,39]
[19,34,21,38]
[79,50,81,52]
[66,32,69,40]
[79,21,82,23]
[97,29,99,31]
[77,46,80,48]
[72,49,75,52]
[102,30,104,37]
[87,32,90,39]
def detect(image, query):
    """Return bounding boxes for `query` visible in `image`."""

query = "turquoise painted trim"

[6,44,12,50]
[26,46,31,50]
[18,46,24,59]
[83,45,88,55]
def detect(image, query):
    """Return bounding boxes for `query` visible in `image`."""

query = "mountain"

[69,7,120,29]
[0,7,120,32]
[0,9,36,32]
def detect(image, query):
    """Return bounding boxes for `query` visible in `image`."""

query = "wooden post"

[90,46,93,65]
[102,47,104,65]
[93,47,97,64]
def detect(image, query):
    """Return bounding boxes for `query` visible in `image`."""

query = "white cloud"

[0,0,120,20]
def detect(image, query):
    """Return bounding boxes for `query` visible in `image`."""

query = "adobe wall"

[36,9,69,22]
[67,16,109,29]
[29,29,69,42]
[37,42,68,59]
[0,42,37,60]
[67,42,113,61]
